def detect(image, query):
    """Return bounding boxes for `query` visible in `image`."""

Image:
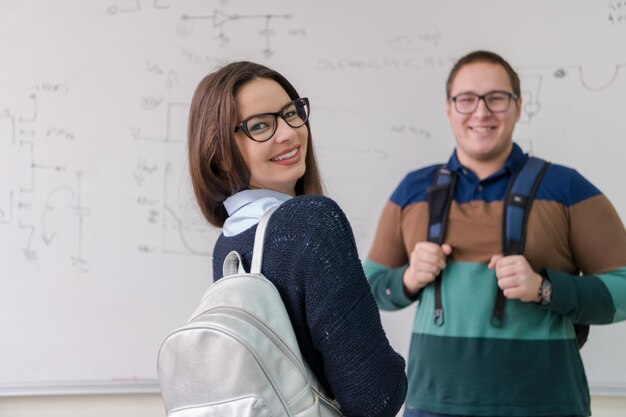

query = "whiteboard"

[1,0,625,396]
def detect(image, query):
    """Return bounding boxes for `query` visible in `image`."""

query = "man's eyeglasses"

[449,91,518,115]
[234,97,310,142]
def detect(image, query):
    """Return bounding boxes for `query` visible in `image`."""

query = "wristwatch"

[538,273,552,306]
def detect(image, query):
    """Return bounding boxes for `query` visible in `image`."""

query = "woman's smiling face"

[234,77,308,195]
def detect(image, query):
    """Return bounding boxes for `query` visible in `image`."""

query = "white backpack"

[157,206,343,417]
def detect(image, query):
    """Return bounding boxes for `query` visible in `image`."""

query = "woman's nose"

[273,117,298,143]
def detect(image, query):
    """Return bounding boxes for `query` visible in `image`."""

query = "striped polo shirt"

[364,143,626,416]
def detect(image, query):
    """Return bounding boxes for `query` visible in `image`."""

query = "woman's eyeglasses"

[234,97,310,142]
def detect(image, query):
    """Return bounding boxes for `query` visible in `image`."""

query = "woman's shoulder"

[282,194,341,210]
[268,195,356,249]
[274,195,348,226]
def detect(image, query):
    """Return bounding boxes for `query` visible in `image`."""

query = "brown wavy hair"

[188,61,324,227]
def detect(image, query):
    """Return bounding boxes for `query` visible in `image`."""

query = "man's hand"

[403,242,452,298]
[488,254,542,302]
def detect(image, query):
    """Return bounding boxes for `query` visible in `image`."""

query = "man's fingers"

[503,287,523,299]
[497,277,516,290]
[494,264,518,280]
[414,262,439,275]
[413,241,441,254]
[488,254,503,270]
[413,247,448,267]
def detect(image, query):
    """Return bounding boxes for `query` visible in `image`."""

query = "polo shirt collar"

[445,142,527,180]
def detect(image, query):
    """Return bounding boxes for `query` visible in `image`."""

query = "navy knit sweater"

[213,195,407,417]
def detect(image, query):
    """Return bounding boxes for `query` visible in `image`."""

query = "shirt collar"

[503,143,527,173]
[446,142,527,179]
[222,189,293,237]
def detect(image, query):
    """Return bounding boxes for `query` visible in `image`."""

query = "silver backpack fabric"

[157,206,343,417]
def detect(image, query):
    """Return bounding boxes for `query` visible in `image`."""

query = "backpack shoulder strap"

[427,165,457,326]
[492,156,550,326]
[427,166,457,245]
[221,205,280,277]
[500,157,589,347]
[250,205,280,274]
[502,156,551,256]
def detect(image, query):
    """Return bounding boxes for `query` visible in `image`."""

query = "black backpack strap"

[491,157,550,327]
[575,324,589,348]
[427,166,457,326]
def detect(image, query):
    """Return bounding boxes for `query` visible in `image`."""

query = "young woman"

[188,61,407,417]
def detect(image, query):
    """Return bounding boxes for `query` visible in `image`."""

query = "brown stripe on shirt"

[368,201,409,267]
[524,200,575,273]
[569,194,626,274]
[368,196,626,275]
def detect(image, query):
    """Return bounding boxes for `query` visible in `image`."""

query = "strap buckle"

[433,308,445,327]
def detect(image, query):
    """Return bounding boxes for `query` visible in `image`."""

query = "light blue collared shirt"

[222,189,293,236]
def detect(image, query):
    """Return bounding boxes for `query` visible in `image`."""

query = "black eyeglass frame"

[449,91,519,115]
[234,97,310,142]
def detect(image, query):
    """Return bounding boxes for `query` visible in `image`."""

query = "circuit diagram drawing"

[0,86,90,272]
[108,0,302,58]
[177,9,293,58]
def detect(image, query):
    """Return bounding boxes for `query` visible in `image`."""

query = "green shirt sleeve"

[363,258,415,311]
[545,267,626,324]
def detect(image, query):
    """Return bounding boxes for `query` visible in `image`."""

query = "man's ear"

[515,96,523,121]
[445,98,452,120]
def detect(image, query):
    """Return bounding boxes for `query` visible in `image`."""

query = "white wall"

[0,394,624,417]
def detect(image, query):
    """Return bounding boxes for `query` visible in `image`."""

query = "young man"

[365,50,626,417]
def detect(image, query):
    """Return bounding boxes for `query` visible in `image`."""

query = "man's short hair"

[446,50,521,98]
